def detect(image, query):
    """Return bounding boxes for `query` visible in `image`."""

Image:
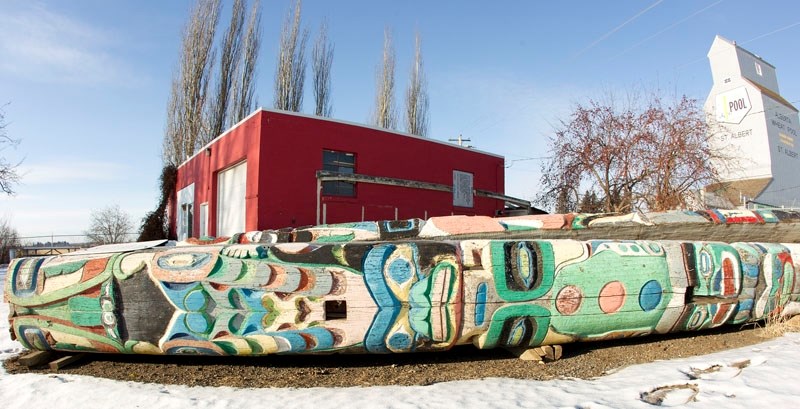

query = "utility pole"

[448,134,472,147]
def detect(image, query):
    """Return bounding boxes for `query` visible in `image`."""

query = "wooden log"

[17,350,54,367]
[506,346,544,361]
[48,354,86,371]
[506,345,563,362]
[544,345,563,361]
[5,208,800,358]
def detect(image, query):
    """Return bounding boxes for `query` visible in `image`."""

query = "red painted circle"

[556,285,583,315]
[599,281,626,314]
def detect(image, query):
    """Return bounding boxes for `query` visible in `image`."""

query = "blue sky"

[1,0,799,239]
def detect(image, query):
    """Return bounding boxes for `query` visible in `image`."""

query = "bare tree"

[85,205,134,245]
[0,105,21,195]
[536,92,732,213]
[537,99,641,213]
[372,28,397,129]
[312,20,334,117]
[163,0,220,166]
[228,0,262,124]
[0,215,19,264]
[639,96,734,211]
[204,0,245,144]
[274,0,308,112]
[404,32,429,136]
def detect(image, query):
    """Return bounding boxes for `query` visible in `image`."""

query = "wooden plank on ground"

[48,354,86,371]
[506,345,563,362]
[18,351,54,367]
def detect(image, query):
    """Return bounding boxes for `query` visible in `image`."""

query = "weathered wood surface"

[48,354,85,370]
[508,345,563,362]
[198,208,800,244]
[17,351,54,367]
[4,209,800,356]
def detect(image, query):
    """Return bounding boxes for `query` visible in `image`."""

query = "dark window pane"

[322,149,356,197]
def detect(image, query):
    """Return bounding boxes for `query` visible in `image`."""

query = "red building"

[172,109,524,240]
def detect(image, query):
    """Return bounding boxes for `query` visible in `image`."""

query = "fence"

[7,232,141,261]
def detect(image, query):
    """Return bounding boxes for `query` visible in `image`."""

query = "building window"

[199,202,208,238]
[181,203,193,239]
[755,62,763,76]
[453,170,474,208]
[322,149,356,196]
[177,183,195,241]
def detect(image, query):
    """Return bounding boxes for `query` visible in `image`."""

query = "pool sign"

[715,86,752,124]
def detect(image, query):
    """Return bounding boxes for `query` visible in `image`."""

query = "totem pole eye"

[504,241,542,291]
[499,317,536,347]
[698,249,713,277]
[516,242,534,288]
[387,257,414,285]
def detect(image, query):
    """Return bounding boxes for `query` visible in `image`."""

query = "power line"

[611,0,725,60]
[676,21,800,71]
[573,0,665,60]
[759,184,800,194]
[505,156,551,168]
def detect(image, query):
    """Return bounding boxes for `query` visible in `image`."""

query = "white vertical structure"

[176,184,194,241]
[198,202,208,238]
[704,35,800,208]
[217,161,247,237]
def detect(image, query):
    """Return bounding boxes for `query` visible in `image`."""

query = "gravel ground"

[3,324,774,388]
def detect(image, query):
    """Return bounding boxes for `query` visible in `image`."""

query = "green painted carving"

[5,209,800,356]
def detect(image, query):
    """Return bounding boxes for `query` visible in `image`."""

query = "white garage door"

[217,161,247,237]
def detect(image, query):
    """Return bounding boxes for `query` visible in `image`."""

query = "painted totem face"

[150,245,355,355]
[676,243,742,331]
[468,240,678,349]
[359,243,461,353]
[6,254,129,353]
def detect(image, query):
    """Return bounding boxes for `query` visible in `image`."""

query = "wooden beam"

[316,170,532,209]
[506,345,563,362]
[48,354,86,371]
[17,351,54,367]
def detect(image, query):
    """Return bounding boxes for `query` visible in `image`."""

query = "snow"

[1,267,799,409]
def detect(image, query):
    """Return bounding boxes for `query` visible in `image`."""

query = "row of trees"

[0,206,131,260]
[372,29,429,136]
[535,91,734,213]
[162,0,262,166]
[274,1,428,136]
[148,0,430,241]
[0,105,21,262]
[163,0,430,167]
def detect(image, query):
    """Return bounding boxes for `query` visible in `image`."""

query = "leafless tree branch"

[229,0,262,124]
[536,91,736,212]
[0,105,21,195]
[372,27,396,129]
[204,0,245,145]
[405,31,429,136]
[274,0,308,112]
[0,215,19,263]
[85,205,134,245]
[312,20,334,117]
[163,0,221,166]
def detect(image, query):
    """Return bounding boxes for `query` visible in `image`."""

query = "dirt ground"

[3,324,778,388]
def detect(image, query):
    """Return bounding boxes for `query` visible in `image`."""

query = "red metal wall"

[175,109,505,237]
[175,112,263,236]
